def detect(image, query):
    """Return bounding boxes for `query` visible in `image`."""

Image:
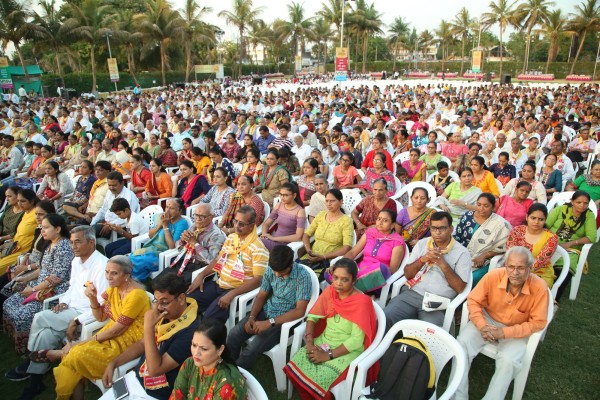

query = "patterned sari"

[396,207,434,249]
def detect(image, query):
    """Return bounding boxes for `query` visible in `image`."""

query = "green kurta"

[546,205,597,273]
[169,359,247,400]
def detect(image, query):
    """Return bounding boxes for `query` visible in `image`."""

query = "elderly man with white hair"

[450,118,471,140]
[455,246,549,400]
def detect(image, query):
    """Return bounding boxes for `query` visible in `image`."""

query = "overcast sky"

[174,0,584,40]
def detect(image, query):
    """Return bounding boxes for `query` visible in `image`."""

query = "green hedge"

[41,60,598,94]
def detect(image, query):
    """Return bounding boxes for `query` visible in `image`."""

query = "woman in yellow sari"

[51,256,151,400]
[0,189,38,274]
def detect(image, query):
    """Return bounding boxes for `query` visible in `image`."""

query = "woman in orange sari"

[284,258,378,400]
[144,158,173,206]
[129,155,152,200]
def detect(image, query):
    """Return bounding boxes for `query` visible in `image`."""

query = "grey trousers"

[454,312,528,400]
[226,310,282,371]
[383,286,445,331]
[27,308,79,374]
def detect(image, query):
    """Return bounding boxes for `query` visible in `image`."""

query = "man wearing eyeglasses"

[158,204,225,285]
[383,211,471,329]
[102,273,199,400]
[455,246,549,400]
[186,205,269,321]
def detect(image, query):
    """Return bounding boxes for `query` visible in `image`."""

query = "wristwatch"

[269,318,276,327]
[320,343,334,360]
[73,316,81,326]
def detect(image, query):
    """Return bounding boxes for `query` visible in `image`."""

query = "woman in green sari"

[256,148,290,206]
[432,167,482,224]
[284,258,378,400]
[169,319,246,400]
[546,190,597,300]
[130,198,189,281]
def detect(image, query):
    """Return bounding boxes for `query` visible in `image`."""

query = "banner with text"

[107,58,120,82]
[335,47,348,81]
[0,57,13,88]
[472,51,483,73]
[194,64,224,79]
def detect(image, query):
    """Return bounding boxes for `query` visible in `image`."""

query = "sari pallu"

[283,286,379,400]
[396,207,434,249]
[431,186,482,223]
[180,174,208,207]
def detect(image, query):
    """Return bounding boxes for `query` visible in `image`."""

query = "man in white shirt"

[492,133,511,159]
[58,107,74,134]
[91,171,140,237]
[536,140,575,188]
[507,138,528,174]
[4,226,108,395]
[95,138,117,163]
[0,135,23,179]
[450,118,471,139]
[105,198,150,257]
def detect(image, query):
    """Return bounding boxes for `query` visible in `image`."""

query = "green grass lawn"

[1,246,600,400]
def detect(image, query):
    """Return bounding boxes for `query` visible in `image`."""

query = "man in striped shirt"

[226,246,312,370]
[186,206,269,321]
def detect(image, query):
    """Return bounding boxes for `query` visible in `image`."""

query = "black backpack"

[365,332,435,400]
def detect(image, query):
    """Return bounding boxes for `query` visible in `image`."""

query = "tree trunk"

[499,25,504,80]
[14,44,30,82]
[324,43,328,74]
[523,31,531,73]
[460,35,465,75]
[127,46,139,85]
[354,35,360,73]
[545,37,555,74]
[392,39,399,72]
[570,30,587,74]
[90,44,96,92]
[362,33,368,73]
[160,42,166,86]
[185,44,192,83]
[54,47,64,82]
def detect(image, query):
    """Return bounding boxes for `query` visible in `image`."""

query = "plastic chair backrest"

[298,264,320,310]
[340,189,362,214]
[239,367,268,400]
[140,205,163,229]
[398,182,437,206]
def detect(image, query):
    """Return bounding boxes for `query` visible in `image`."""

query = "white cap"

[299,125,308,134]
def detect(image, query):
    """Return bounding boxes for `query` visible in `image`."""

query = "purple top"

[261,203,304,251]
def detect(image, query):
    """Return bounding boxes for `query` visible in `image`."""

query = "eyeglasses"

[152,297,177,307]
[232,219,253,228]
[430,226,450,232]
[505,265,529,274]
[194,214,211,220]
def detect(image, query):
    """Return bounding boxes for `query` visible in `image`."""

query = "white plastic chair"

[237,265,319,392]
[494,178,504,192]
[233,162,243,176]
[440,155,452,167]
[239,367,269,400]
[393,151,410,167]
[287,301,387,400]
[548,191,599,217]
[459,288,554,400]
[256,201,270,236]
[340,188,363,214]
[405,121,415,132]
[393,181,437,205]
[352,320,468,400]
[427,170,460,185]
[389,266,473,334]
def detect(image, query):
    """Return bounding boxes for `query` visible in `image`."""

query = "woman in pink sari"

[327,209,405,294]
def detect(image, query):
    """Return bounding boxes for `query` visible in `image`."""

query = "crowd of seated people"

[0,80,599,399]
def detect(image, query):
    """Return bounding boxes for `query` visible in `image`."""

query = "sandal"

[29,349,50,363]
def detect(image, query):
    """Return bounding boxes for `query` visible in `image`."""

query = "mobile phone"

[112,376,129,400]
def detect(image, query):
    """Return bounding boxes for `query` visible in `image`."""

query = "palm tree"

[309,17,335,72]
[61,0,112,91]
[218,0,264,75]
[435,19,454,74]
[280,2,313,57]
[451,7,473,75]
[348,0,383,73]
[388,16,410,72]
[110,11,143,84]
[0,0,38,81]
[482,0,518,78]
[134,0,186,86]
[538,9,566,73]
[31,0,67,81]
[179,0,215,82]
[568,0,600,74]
[513,0,555,72]
[418,30,435,69]
[247,20,269,67]
[318,0,349,44]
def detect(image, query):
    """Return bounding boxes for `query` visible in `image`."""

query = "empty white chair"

[352,320,467,400]
[287,302,387,400]
[459,288,554,400]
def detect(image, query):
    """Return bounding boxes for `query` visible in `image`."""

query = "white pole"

[106,33,118,92]
[593,35,600,81]
[340,0,345,48]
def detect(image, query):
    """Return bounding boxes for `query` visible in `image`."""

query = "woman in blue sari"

[130,198,189,280]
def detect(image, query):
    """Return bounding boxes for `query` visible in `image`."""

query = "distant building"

[390,43,438,61]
